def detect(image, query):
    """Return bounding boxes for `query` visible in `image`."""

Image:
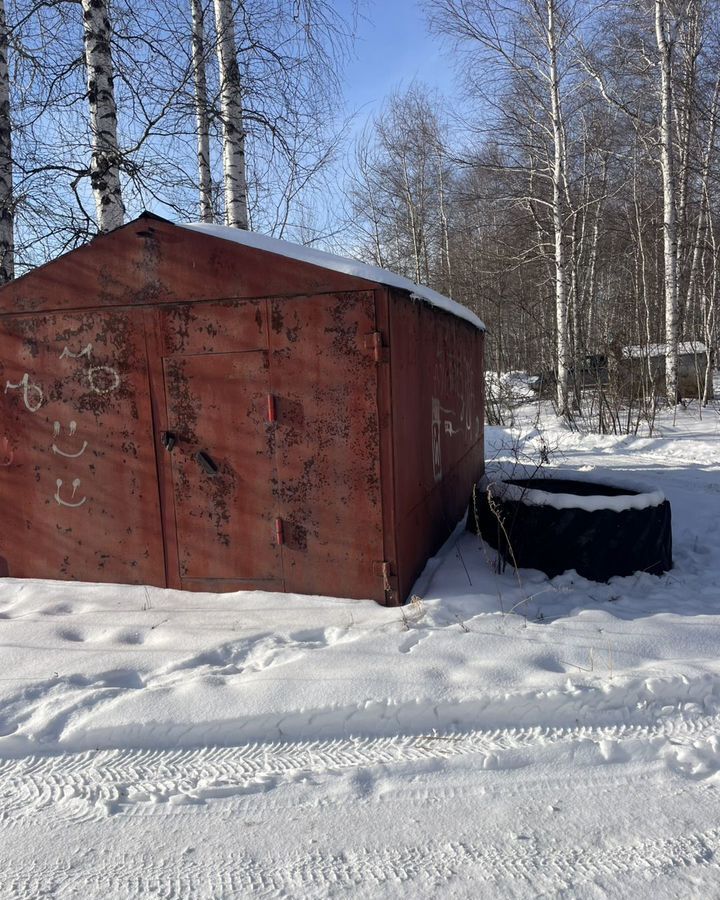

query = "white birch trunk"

[214,0,248,229]
[436,146,452,297]
[584,159,606,350]
[655,0,679,403]
[703,206,717,404]
[633,153,655,399]
[191,0,213,223]
[0,0,13,281]
[685,78,719,325]
[81,0,124,232]
[400,153,422,284]
[547,0,569,415]
[674,2,699,316]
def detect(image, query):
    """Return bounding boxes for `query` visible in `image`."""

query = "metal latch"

[161,431,177,452]
[364,332,388,363]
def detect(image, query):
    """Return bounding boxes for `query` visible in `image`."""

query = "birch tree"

[655,0,679,402]
[546,0,570,415]
[581,0,720,403]
[347,84,455,291]
[0,0,355,263]
[81,0,124,232]
[213,0,248,229]
[190,0,213,223]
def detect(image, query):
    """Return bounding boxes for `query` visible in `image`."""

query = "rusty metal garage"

[0,213,484,605]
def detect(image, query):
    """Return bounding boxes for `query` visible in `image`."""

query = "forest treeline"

[350,0,720,420]
[0,0,718,424]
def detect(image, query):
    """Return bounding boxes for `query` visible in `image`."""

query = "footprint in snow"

[57,627,85,643]
[41,603,75,617]
[113,630,145,646]
[399,632,426,654]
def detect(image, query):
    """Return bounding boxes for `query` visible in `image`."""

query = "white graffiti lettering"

[433,332,478,435]
[54,478,87,508]
[431,397,442,483]
[60,343,93,360]
[4,373,43,413]
[87,366,121,395]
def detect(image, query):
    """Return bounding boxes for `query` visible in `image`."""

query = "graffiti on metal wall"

[431,332,481,475]
[4,373,44,413]
[52,421,88,459]
[87,365,121,395]
[3,338,121,511]
[54,478,87,508]
[60,343,122,396]
[59,343,92,360]
[431,397,442,483]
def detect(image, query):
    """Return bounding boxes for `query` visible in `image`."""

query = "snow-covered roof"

[183,223,485,331]
[622,342,707,359]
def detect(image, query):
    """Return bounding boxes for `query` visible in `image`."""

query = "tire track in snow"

[0,709,719,822]
[3,826,719,898]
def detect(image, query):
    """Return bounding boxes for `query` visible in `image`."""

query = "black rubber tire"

[468,480,672,582]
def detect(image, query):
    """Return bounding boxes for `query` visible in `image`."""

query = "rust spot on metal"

[271,305,284,333]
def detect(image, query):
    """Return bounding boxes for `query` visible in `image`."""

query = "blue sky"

[339,0,458,127]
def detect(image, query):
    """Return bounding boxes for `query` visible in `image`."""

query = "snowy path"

[2,703,719,821]
[3,667,720,897]
[3,713,720,898]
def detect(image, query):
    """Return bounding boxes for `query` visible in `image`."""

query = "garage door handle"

[196,450,219,476]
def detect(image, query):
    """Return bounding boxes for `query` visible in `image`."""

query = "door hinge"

[364,331,388,363]
[373,560,398,602]
[267,393,277,423]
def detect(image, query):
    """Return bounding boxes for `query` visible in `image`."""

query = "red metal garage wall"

[0,216,392,599]
[389,292,485,601]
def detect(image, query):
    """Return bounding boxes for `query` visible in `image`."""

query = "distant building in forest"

[616,342,712,400]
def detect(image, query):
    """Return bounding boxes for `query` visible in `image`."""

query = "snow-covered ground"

[3,403,720,897]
